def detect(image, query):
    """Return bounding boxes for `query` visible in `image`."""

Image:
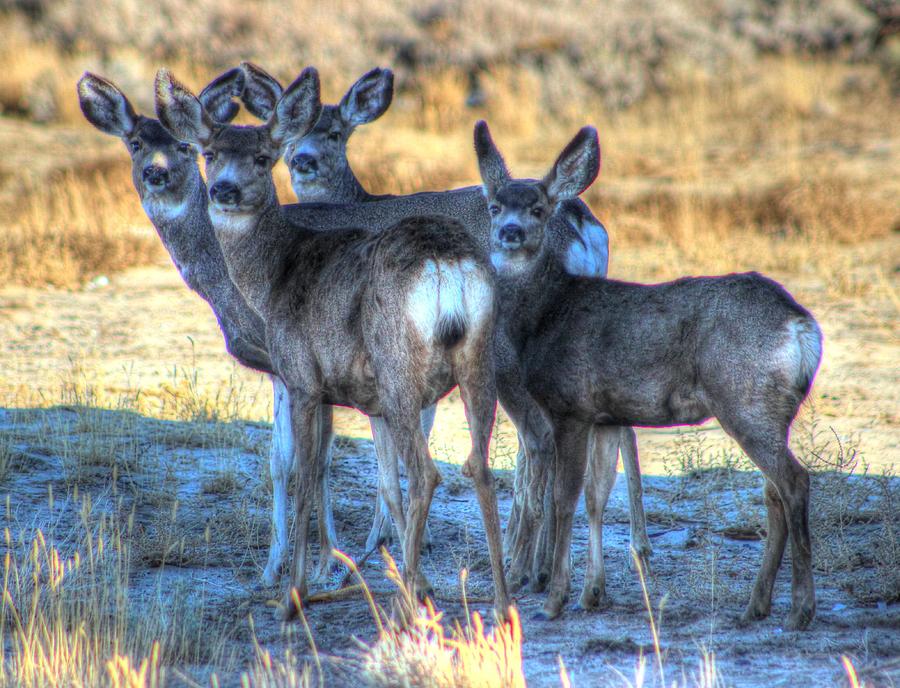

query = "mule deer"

[240,62,653,586]
[155,67,511,620]
[76,71,338,588]
[241,62,437,553]
[475,120,822,630]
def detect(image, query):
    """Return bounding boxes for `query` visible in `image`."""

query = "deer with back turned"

[155,66,511,620]
[240,62,653,589]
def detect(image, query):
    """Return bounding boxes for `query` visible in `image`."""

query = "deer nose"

[209,180,241,206]
[142,165,169,187]
[291,153,318,174]
[498,223,525,246]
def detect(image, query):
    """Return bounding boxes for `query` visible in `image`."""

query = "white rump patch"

[563,217,609,278]
[407,259,492,342]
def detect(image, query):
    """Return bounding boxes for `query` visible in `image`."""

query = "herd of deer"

[76,62,822,632]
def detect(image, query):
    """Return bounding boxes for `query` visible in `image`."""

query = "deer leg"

[420,404,438,552]
[262,375,292,587]
[497,382,554,592]
[279,392,322,621]
[531,463,556,592]
[726,417,815,630]
[537,417,590,620]
[311,405,339,584]
[620,426,652,570]
[369,416,408,559]
[457,350,510,620]
[578,426,618,610]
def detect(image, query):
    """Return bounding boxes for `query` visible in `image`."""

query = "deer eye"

[254,155,271,167]
[129,140,142,153]
[177,142,192,154]
[530,206,544,219]
[202,151,215,163]
[328,131,342,142]
[488,204,501,217]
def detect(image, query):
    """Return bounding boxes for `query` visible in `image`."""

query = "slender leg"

[538,416,590,620]
[457,351,510,620]
[619,427,652,569]
[531,461,555,592]
[725,418,815,630]
[578,426,619,610]
[369,416,408,560]
[503,438,527,553]
[279,391,322,621]
[311,406,339,583]
[262,375,292,587]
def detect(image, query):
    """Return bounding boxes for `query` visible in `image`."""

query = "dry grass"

[0,167,161,288]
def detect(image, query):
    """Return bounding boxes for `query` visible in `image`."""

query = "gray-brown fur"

[155,66,511,620]
[475,119,822,630]
[239,62,653,581]
[241,62,393,203]
[77,71,338,591]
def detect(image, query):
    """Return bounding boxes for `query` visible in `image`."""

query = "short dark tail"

[436,312,467,349]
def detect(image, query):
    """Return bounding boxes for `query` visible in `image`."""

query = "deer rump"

[266,214,494,413]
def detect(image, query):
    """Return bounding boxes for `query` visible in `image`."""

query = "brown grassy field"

[0,1,898,686]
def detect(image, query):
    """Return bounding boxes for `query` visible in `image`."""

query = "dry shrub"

[0,167,161,288]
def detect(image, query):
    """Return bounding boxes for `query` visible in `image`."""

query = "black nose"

[498,223,525,245]
[291,153,318,174]
[209,180,241,206]
[142,165,169,186]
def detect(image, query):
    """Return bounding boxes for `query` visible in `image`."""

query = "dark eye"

[488,204,501,217]
[328,131,341,142]
[202,151,215,163]
[530,206,544,219]
[177,142,192,154]
[129,140,142,153]
[254,155,270,166]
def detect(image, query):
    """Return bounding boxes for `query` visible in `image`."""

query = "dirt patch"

[1,402,898,686]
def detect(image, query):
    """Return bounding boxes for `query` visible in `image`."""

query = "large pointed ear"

[77,72,138,138]
[542,126,600,202]
[339,67,393,127]
[240,62,283,121]
[155,69,217,147]
[269,67,322,148]
[473,120,510,197]
[198,67,245,124]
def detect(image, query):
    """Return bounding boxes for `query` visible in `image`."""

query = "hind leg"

[311,405,339,583]
[457,349,510,619]
[725,418,815,630]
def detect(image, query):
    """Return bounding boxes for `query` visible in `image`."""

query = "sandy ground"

[1,254,898,686]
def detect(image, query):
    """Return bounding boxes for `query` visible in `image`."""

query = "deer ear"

[198,67,245,123]
[77,72,138,138]
[270,66,322,148]
[542,127,600,202]
[474,120,510,197]
[240,61,283,121]
[155,69,217,147]
[339,67,393,127]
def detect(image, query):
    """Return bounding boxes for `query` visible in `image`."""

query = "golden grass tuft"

[0,168,161,288]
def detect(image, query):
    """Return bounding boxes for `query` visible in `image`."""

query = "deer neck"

[296,167,370,204]
[141,170,225,296]
[209,190,302,320]
[495,246,569,351]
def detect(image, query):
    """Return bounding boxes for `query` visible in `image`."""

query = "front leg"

[619,427,652,570]
[538,416,590,620]
[262,375,292,587]
[279,391,323,621]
